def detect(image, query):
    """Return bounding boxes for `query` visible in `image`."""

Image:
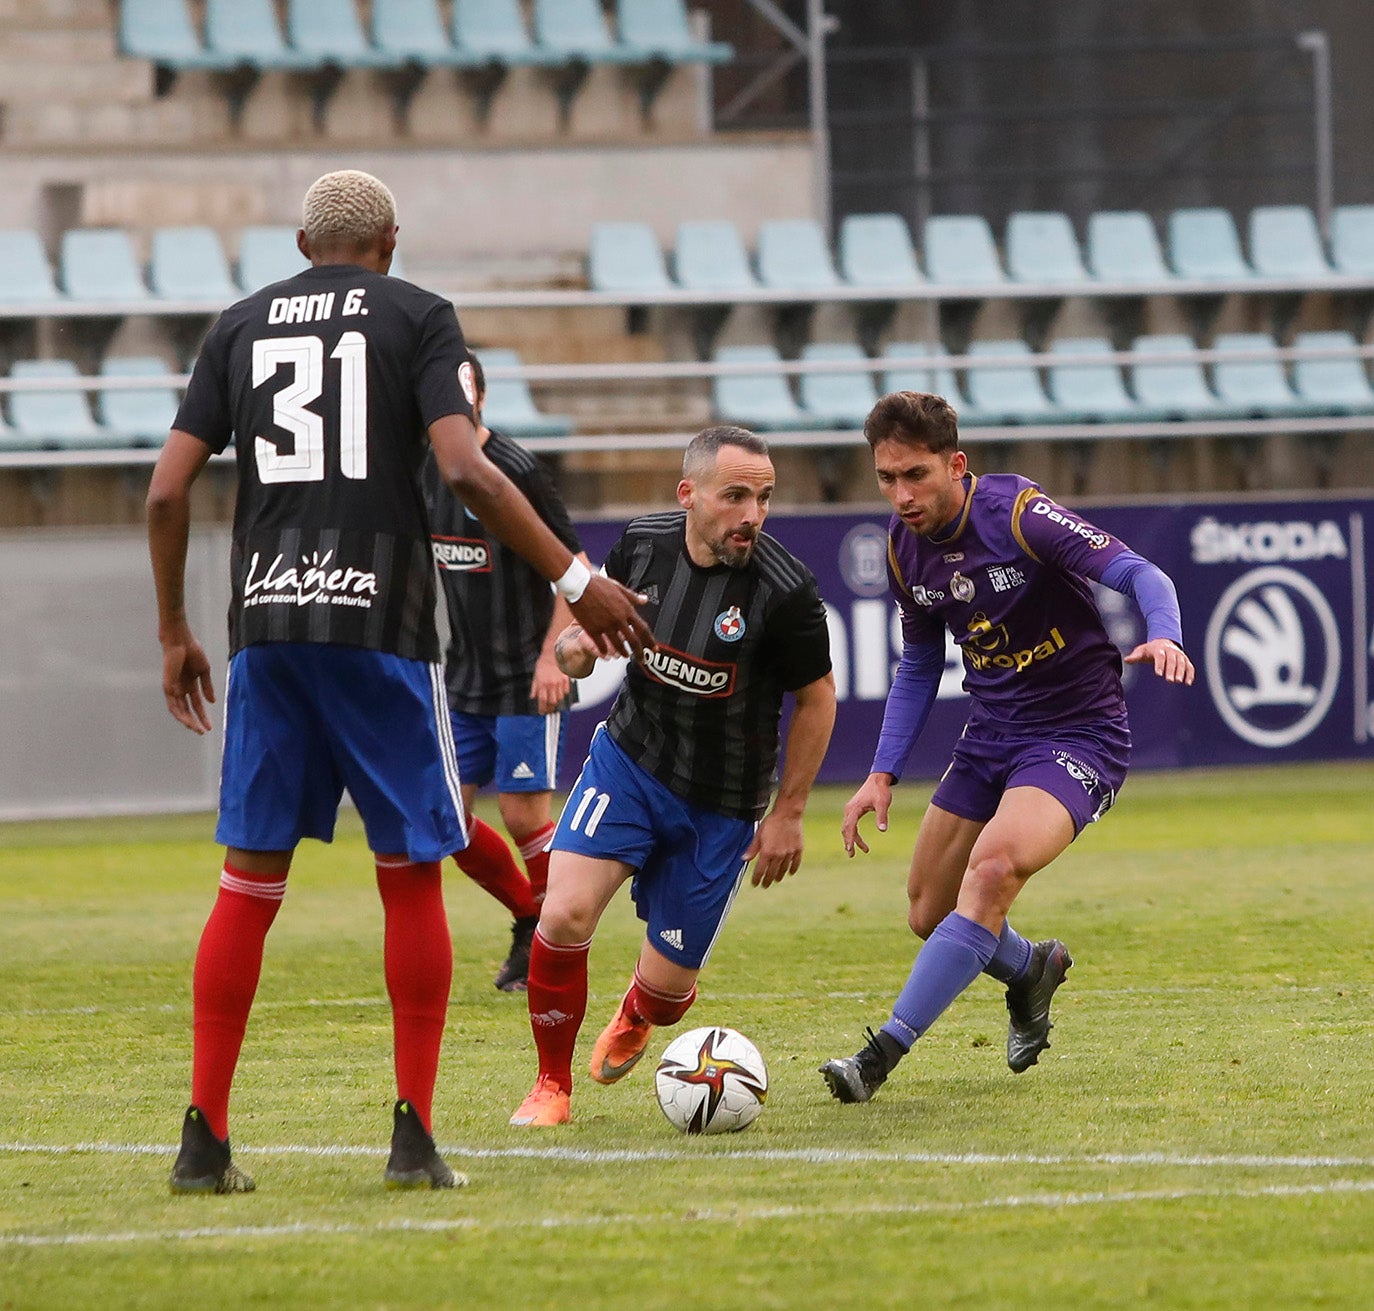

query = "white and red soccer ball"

[654,1026,768,1134]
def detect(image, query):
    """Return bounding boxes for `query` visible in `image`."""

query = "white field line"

[3,1179,1373,1249]
[3,1141,1373,1170]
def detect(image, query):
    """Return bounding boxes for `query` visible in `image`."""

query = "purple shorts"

[931,714,1131,836]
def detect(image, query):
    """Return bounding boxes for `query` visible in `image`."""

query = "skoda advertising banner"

[563,498,1372,785]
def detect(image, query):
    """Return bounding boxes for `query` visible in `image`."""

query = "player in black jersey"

[147,170,653,1192]
[510,426,836,1126]
[423,354,590,992]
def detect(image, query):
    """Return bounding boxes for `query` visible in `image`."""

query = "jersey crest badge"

[950,571,976,602]
[713,605,746,642]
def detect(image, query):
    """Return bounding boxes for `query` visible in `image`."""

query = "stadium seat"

[712,345,830,431]
[118,0,236,72]
[922,215,1006,285]
[453,0,558,64]
[1291,330,1374,414]
[1167,208,1255,282]
[477,348,574,437]
[204,0,319,69]
[237,227,309,293]
[0,230,61,304]
[962,340,1057,423]
[60,229,149,301]
[1212,332,1328,417]
[838,214,923,289]
[285,0,400,68]
[587,223,673,295]
[796,342,878,427]
[755,219,840,292]
[1248,206,1336,280]
[1005,212,1088,284]
[1329,205,1374,276]
[673,221,758,293]
[532,0,644,62]
[97,357,181,446]
[615,0,733,64]
[7,360,116,450]
[149,227,237,301]
[1085,211,1172,284]
[1048,337,1169,422]
[1129,334,1248,419]
[372,0,473,65]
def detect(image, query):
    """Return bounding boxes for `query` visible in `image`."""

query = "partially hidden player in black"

[423,353,592,991]
[147,169,653,1193]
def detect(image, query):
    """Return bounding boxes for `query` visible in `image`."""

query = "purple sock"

[881,912,1000,1051]
[983,921,1034,985]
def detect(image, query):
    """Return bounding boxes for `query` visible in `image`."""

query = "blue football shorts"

[216,643,467,861]
[551,728,755,970]
[450,709,565,793]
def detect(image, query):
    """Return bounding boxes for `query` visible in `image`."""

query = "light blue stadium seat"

[1291,330,1374,414]
[1329,205,1374,277]
[149,227,237,300]
[8,360,117,450]
[588,223,673,294]
[922,215,1006,286]
[1130,334,1248,419]
[286,0,399,68]
[453,0,558,64]
[1167,208,1254,282]
[1212,332,1327,417]
[879,342,977,420]
[60,229,149,301]
[204,0,319,69]
[838,214,923,289]
[533,0,644,62]
[478,348,574,437]
[237,226,309,293]
[615,0,732,64]
[755,219,839,292]
[797,342,878,427]
[1005,212,1088,284]
[0,230,60,303]
[1048,337,1168,422]
[963,340,1057,423]
[673,221,757,293]
[97,357,181,446]
[119,0,236,71]
[1086,211,1171,284]
[713,345,829,431]
[1248,206,1335,280]
[372,0,472,65]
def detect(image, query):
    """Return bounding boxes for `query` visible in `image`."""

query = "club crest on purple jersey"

[950,571,976,602]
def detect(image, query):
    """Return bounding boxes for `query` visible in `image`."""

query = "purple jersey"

[887,473,1129,728]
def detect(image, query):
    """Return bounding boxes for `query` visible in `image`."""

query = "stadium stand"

[1085,211,1173,284]
[452,0,561,65]
[922,215,1007,285]
[60,229,150,302]
[149,227,238,301]
[203,0,319,70]
[532,0,644,64]
[837,214,924,289]
[118,0,239,86]
[588,222,674,295]
[1329,205,1374,276]
[97,356,181,447]
[755,219,841,292]
[371,0,470,66]
[1211,332,1328,418]
[285,0,401,70]
[674,221,758,293]
[796,342,879,428]
[478,348,574,437]
[1047,337,1168,423]
[237,226,310,294]
[1292,330,1374,413]
[1167,207,1255,282]
[880,341,961,404]
[1005,212,1089,285]
[1247,205,1336,280]
[7,360,114,450]
[615,0,733,66]
[0,231,61,305]
[712,344,831,432]
[1130,333,1248,420]
[962,340,1058,424]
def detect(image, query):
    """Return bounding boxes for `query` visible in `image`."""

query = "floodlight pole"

[1297,29,1334,240]
[805,0,837,238]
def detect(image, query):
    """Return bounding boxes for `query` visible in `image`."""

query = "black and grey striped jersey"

[423,430,583,715]
[174,263,474,662]
[602,512,832,820]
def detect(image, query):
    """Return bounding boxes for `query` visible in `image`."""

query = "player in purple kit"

[821,391,1194,1103]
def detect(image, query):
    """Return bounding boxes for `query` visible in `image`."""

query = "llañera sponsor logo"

[243,549,378,609]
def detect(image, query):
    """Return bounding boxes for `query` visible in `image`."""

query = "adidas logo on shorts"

[659,928,684,951]
[511,762,535,780]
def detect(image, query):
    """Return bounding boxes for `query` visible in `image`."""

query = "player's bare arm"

[146,428,217,734]
[1125,638,1195,685]
[429,413,653,659]
[841,771,897,858]
[530,555,587,712]
[747,672,837,889]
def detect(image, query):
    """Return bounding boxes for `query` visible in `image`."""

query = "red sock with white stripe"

[376,859,452,1134]
[514,821,556,904]
[451,818,538,919]
[525,929,590,1091]
[191,863,287,1141]
[624,967,696,1027]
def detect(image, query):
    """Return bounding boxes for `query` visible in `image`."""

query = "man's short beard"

[712,534,756,567]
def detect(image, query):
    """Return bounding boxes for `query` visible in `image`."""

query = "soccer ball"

[654,1026,768,1135]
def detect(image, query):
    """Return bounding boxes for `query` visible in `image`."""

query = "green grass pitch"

[1,762,1371,1309]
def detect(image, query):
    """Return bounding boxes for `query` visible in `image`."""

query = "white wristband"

[554,557,592,604]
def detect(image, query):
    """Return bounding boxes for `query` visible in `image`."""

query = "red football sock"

[191,863,287,1142]
[453,818,539,920]
[376,859,453,1134]
[625,967,696,1027]
[525,929,590,1091]
[515,822,556,903]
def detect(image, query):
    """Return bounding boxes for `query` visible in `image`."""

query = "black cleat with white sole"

[819,1027,895,1103]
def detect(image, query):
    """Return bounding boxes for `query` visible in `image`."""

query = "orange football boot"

[589,995,653,1084]
[509,1075,571,1127]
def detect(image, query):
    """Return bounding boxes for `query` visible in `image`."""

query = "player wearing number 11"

[146,170,653,1194]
